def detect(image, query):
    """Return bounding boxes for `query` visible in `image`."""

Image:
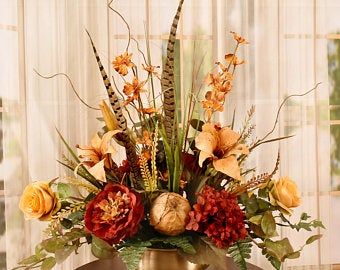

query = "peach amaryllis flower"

[112,52,134,76]
[77,130,120,182]
[195,123,249,180]
[123,77,146,105]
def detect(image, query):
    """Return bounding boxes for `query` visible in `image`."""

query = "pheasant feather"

[161,0,184,145]
[86,30,127,132]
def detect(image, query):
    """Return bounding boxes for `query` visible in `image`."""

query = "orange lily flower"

[77,130,120,182]
[195,123,249,180]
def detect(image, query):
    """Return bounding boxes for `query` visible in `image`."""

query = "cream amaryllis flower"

[195,123,249,180]
[77,130,120,182]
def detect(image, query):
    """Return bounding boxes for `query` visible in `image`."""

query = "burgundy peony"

[186,185,247,248]
[84,183,144,245]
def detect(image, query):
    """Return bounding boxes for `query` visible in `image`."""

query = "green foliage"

[227,238,252,270]
[262,250,281,270]
[41,257,56,270]
[306,234,323,245]
[183,237,228,270]
[57,183,72,199]
[261,211,276,237]
[263,238,295,261]
[55,129,101,189]
[91,235,116,259]
[280,212,325,232]
[150,235,196,255]
[239,193,259,215]
[119,246,148,270]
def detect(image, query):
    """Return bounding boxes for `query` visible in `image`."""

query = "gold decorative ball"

[150,192,191,236]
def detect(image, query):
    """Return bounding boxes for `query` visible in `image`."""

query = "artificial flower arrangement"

[15,1,324,270]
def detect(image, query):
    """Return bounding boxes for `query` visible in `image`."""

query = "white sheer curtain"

[1,0,334,269]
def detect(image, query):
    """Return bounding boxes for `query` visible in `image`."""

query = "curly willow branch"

[33,69,100,110]
[108,0,131,52]
[258,82,321,144]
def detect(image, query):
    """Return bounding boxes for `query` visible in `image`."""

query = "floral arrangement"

[15,1,324,270]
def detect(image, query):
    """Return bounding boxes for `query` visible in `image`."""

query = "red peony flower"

[186,185,247,248]
[84,183,144,245]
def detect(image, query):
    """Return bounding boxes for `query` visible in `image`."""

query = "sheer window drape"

[1,0,334,269]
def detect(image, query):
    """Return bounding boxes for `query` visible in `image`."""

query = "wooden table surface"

[75,257,263,270]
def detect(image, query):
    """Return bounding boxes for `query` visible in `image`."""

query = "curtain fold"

[1,0,333,269]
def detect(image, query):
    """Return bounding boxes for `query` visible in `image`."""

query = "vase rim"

[145,248,178,252]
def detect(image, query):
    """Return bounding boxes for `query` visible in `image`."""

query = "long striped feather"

[161,0,184,145]
[86,30,127,132]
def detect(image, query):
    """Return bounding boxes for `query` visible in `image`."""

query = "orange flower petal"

[218,127,240,151]
[89,159,107,182]
[213,156,241,180]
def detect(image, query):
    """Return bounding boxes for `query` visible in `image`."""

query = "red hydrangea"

[186,185,247,248]
[84,183,144,245]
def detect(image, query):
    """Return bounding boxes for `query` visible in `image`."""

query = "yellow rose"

[272,177,301,212]
[19,181,60,221]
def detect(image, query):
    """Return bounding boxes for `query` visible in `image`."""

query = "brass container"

[138,249,208,270]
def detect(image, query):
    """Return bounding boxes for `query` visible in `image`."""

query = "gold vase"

[138,249,208,270]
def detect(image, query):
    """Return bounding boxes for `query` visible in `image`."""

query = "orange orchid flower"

[195,123,249,180]
[230,31,249,44]
[123,77,146,105]
[112,52,134,76]
[225,54,245,66]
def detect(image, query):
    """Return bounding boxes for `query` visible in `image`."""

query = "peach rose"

[271,177,301,212]
[19,181,60,221]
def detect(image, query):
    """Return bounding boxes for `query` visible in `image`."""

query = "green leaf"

[262,249,281,270]
[64,228,87,242]
[258,198,270,211]
[227,238,252,270]
[306,234,322,245]
[55,246,76,264]
[249,215,262,225]
[55,128,80,163]
[41,257,56,270]
[150,236,196,255]
[300,212,311,221]
[286,251,301,259]
[190,119,204,131]
[240,193,258,215]
[312,220,326,229]
[119,246,147,270]
[18,255,40,265]
[258,188,268,198]
[35,244,47,260]
[261,211,276,237]
[60,218,73,229]
[85,192,96,202]
[264,238,294,261]
[91,235,115,259]
[41,238,66,253]
[68,210,84,223]
[57,183,72,199]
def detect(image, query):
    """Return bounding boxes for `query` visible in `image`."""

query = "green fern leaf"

[227,238,252,270]
[262,250,281,270]
[119,246,147,270]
